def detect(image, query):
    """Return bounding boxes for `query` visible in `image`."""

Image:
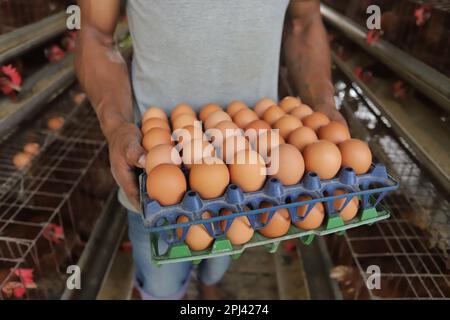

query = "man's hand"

[314,103,348,127]
[107,123,146,210]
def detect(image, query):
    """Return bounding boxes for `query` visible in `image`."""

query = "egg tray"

[139,163,399,265]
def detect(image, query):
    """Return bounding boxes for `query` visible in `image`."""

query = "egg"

[13,152,32,170]
[171,103,196,120]
[173,113,198,131]
[177,213,213,251]
[220,208,254,245]
[338,139,372,175]
[333,189,359,221]
[294,196,325,230]
[23,143,40,156]
[255,130,285,159]
[181,139,215,168]
[268,144,305,185]
[208,121,242,148]
[189,157,230,199]
[229,149,266,192]
[47,116,65,131]
[199,103,222,122]
[142,118,171,134]
[204,111,232,130]
[227,101,247,117]
[303,140,342,179]
[142,128,174,151]
[272,115,303,139]
[244,119,272,145]
[259,202,291,238]
[279,96,301,113]
[143,107,168,122]
[262,106,285,125]
[289,104,313,120]
[318,121,351,144]
[254,98,276,117]
[287,126,318,151]
[145,144,182,173]
[232,108,259,129]
[173,124,204,147]
[146,164,187,206]
[302,112,330,131]
[220,135,251,163]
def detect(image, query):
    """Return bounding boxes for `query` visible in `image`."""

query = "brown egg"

[287,126,318,151]
[262,106,285,125]
[220,135,250,163]
[199,103,222,122]
[204,111,232,130]
[142,118,171,134]
[173,124,204,147]
[268,144,305,185]
[181,139,215,168]
[338,139,372,175]
[259,202,291,238]
[145,144,182,173]
[208,121,242,148]
[220,208,254,245]
[255,130,285,159]
[142,127,174,151]
[294,196,325,230]
[333,189,359,221]
[172,113,197,130]
[146,164,187,206]
[227,100,248,117]
[189,157,230,199]
[279,96,301,113]
[302,112,330,131]
[229,149,266,192]
[244,119,272,145]
[289,104,313,120]
[254,98,276,117]
[177,213,213,251]
[143,107,168,122]
[318,121,351,144]
[47,116,65,131]
[171,103,196,120]
[23,143,40,156]
[232,108,259,129]
[303,140,342,179]
[13,152,32,170]
[272,115,303,139]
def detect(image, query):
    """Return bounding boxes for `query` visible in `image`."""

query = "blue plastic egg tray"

[139,163,399,265]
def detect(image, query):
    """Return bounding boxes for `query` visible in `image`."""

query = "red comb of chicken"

[0,64,22,96]
[45,45,66,62]
[62,31,77,52]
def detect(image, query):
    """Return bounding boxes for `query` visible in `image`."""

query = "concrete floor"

[98,241,310,300]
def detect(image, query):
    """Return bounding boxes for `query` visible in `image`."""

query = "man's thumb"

[125,141,146,169]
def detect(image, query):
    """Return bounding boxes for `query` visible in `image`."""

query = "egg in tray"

[139,97,399,265]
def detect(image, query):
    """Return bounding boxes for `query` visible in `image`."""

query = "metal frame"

[321,4,450,113]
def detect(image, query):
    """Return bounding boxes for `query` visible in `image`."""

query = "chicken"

[44,45,66,63]
[0,64,22,98]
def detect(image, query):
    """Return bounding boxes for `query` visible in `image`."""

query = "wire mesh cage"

[0,86,115,299]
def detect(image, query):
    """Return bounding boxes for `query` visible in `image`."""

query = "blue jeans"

[127,211,231,299]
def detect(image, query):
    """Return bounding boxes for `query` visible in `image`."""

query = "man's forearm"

[75,26,134,141]
[283,14,335,110]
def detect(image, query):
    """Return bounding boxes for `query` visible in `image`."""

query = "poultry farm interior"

[0,0,449,300]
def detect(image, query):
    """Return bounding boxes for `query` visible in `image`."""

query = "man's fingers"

[125,140,146,169]
[113,165,141,210]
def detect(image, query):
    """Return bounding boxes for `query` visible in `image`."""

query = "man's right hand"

[107,122,146,210]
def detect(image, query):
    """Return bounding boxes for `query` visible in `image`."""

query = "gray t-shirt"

[122,0,290,212]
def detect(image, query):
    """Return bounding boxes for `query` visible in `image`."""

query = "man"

[76,0,346,300]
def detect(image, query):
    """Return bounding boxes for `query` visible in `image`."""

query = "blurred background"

[0,0,448,300]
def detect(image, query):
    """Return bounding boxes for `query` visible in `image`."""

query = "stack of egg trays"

[139,163,399,265]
